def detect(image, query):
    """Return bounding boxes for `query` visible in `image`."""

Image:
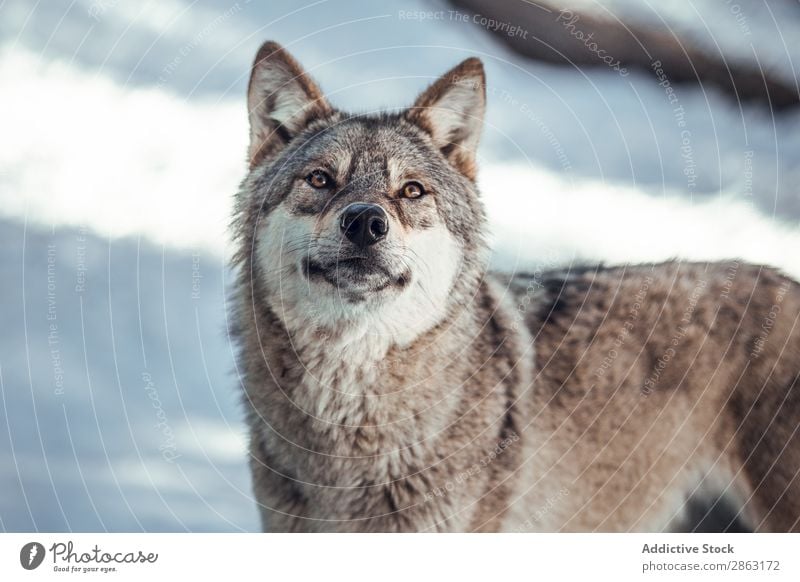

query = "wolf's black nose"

[340,204,388,248]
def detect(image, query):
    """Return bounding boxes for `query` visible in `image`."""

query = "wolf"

[230,41,800,532]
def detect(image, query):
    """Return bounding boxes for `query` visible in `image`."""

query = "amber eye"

[306,169,332,189]
[401,181,425,199]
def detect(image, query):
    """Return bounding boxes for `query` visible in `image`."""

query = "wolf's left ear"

[405,58,486,180]
[247,41,333,167]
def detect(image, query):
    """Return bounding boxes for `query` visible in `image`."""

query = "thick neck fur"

[241,270,487,442]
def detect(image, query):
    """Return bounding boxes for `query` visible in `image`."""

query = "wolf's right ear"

[247,41,333,167]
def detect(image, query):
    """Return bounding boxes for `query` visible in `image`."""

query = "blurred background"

[1,0,798,532]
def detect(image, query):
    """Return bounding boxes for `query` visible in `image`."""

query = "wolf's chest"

[289,334,379,405]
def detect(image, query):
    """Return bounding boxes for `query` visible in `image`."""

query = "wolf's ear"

[405,58,486,180]
[247,41,333,167]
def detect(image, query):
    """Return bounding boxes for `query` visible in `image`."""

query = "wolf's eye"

[306,170,332,189]
[401,181,425,199]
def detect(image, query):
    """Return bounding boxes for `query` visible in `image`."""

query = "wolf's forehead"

[310,120,429,178]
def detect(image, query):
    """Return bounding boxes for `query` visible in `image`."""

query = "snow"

[0,0,798,531]
[0,219,254,531]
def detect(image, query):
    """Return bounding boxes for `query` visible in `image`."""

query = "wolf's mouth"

[302,257,410,292]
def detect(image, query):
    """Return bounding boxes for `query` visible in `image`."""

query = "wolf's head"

[234,42,488,346]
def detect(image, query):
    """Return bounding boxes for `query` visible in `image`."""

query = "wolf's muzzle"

[340,203,388,249]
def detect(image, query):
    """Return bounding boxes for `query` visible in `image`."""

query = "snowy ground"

[0,219,254,531]
[1,0,798,531]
